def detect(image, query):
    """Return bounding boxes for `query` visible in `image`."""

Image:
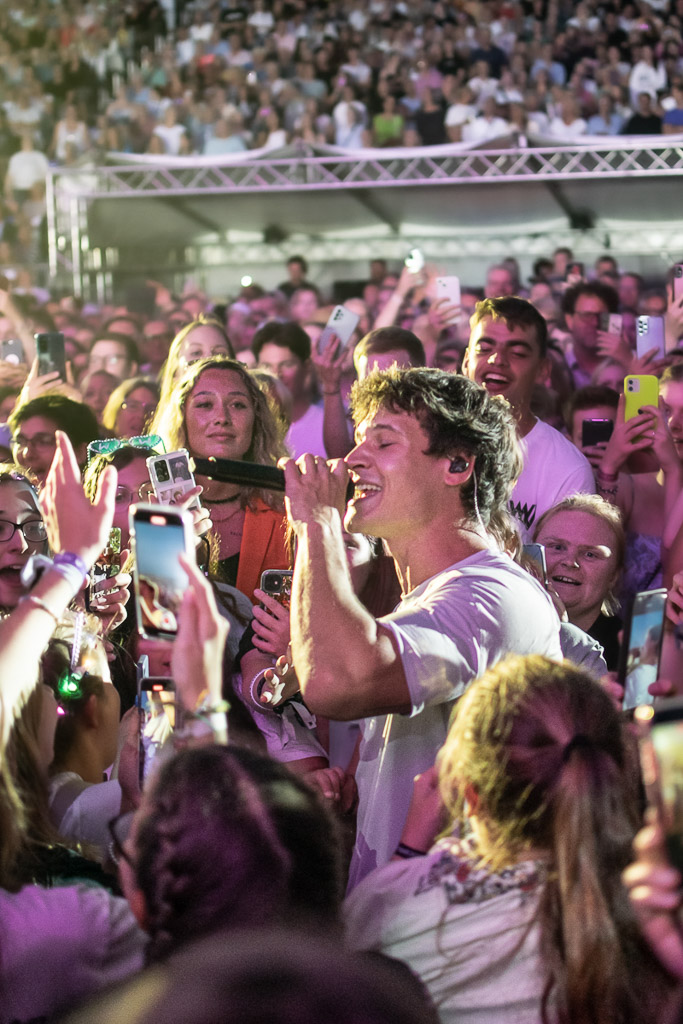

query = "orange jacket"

[235,500,289,604]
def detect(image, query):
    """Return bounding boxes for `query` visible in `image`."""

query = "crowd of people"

[3,0,683,268]
[1,241,683,1022]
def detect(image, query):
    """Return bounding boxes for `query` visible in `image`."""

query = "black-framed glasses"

[0,519,47,543]
[11,432,56,451]
[108,809,135,867]
[87,434,165,466]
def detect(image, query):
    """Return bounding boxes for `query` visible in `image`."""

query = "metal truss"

[45,138,683,296]
[50,139,683,200]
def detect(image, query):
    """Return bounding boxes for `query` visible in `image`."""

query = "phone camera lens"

[156,462,170,482]
[271,575,282,589]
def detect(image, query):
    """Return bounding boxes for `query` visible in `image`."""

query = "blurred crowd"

[2,0,683,269]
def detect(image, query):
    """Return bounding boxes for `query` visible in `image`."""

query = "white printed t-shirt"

[348,549,561,889]
[345,836,548,1024]
[509,418,595,541]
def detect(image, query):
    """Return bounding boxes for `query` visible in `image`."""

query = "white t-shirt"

[345,836,548,1024]
[0,883,145,1024]
[286,402,327,457]
[348,549,561,889]
[48,773,122,861]
[510,419,595,541]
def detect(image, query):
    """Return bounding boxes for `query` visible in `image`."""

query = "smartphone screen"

[131,505,192,639]
[136,657,175,785]
[638,699,683,872]
[581,418,614,447]
[35,332,66,380]
[86,527,122,611]
[621,588,667,710]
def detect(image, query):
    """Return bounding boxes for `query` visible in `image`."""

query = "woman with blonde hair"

[533,492,626,668]
[157,315,234,410]
[150,357,289,601]
[101,376,160,438]
[346,655,670,1024]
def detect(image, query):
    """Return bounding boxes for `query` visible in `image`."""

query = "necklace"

[203,493,241,505]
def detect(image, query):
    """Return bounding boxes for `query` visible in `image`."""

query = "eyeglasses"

[0,519,47,543]
[574,311,602,322]
[11,432,56,451]
[120,400,157,416]
[115,482,156,505]
[87,434,165,465]
[108,809,135,867]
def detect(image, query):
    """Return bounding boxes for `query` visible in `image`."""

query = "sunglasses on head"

[87,434,166,466]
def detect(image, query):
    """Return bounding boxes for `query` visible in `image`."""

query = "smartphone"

[599,312,623,336]
[673,263,683,304]
[318,305,360,355]
[260,568,293,609]
[136,655,175,786]
[146,449,200,509]
[0,338,24,365]
[636,697,683,871]
[35,332,66,380]
[636,315,665,360]
[565,261,584,280]
[620,588,667,710]
[87,527,121,609]
[404,248,424,274]
[522,542,547,580]
[435,276,461,324]
[581,418,614,447]
[624,374,659,421]
[130,503,194,639]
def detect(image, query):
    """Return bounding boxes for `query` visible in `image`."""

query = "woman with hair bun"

[345,655,671,1024]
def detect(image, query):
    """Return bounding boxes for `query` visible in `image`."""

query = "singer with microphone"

[151,357,290,603]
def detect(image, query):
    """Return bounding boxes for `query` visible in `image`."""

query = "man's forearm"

[291,518,407,719]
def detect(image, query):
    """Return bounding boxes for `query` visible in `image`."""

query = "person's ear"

[442,454,474,487]
[461,345,471,376]
[81,692,99,729]
[536,356,552,388]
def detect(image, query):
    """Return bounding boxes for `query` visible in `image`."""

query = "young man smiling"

[463,296,594,540]
[280,368,561,887]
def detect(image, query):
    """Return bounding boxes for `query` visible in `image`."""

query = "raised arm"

[283,454,410,720]
[0,432,116,751]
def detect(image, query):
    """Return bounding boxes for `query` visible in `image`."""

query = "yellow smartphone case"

[624,375,659,421]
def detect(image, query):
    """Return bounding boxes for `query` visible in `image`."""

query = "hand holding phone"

[625,375,659,422]
[252,569,293,658]
[318,305,360,355]
[146,449,201,509]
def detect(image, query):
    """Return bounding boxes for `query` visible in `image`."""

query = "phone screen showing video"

[621,589,666,710]
[650,717,683,870]
[134,514,187,638]
[137,686,176,785]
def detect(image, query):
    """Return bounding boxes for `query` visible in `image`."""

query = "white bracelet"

[247,670,269,711]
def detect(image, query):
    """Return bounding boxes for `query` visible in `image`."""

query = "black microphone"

[193,457,286,491]
[193,457,356,501]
